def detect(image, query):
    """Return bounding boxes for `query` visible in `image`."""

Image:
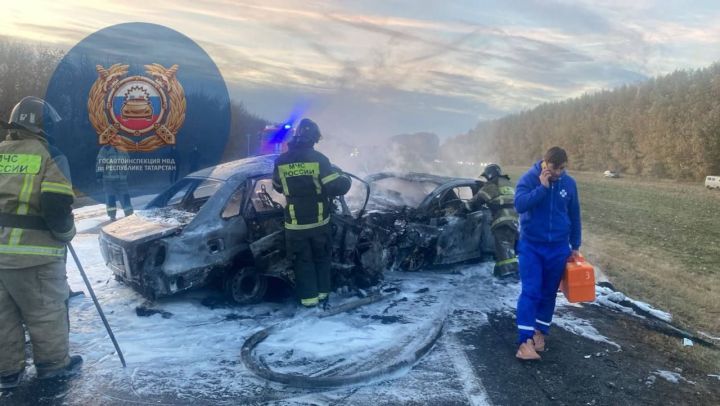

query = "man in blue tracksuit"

[514,146,581,360]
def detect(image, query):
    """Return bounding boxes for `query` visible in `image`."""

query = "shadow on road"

[460,308,719,405]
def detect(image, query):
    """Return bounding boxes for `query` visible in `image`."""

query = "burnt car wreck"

[360,172,495,271]
[99,155,384,304]
[99,155,498,304]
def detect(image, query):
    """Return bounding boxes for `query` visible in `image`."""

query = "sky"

[1,0,720,143]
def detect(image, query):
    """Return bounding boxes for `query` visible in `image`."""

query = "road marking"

[445,333,492,406]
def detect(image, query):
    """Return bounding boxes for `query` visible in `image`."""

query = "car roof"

[187,154,278,181]
[364,171,463,185]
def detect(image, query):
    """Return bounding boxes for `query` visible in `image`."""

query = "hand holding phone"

[540,161,551,187]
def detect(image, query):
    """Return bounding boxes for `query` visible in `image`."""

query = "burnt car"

[358,172,496,271]
[99,154,384,304]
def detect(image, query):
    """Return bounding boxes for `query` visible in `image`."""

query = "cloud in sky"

[2,0,720,142]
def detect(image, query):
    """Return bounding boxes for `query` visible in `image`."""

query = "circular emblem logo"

[45,23,231,198]
[88,63,186,152]
[110,77,165,135]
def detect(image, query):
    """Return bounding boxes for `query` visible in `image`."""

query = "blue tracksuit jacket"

[515,160,581,250]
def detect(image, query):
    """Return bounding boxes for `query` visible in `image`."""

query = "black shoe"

[37,355,83,380]
[0,371,22,389]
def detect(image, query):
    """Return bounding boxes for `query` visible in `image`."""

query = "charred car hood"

[100,210,193,244]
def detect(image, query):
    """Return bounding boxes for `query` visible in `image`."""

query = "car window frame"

[368,176,442,209]
[421,181,480,213]
[221,183,247,220]
[243,175,286,217]
[147,177,224,213]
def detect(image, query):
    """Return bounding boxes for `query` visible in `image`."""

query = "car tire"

[224,267,268,305]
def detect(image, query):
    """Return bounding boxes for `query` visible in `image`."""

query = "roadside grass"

[505,167,720,337]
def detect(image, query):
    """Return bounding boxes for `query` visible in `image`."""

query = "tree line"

[0,37,63,119]
[443,63,720,180]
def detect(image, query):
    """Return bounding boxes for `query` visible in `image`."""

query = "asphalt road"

[2,305,718,406]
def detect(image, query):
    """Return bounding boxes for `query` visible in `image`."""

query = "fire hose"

[241,290,446,388]
[68,243,127,367]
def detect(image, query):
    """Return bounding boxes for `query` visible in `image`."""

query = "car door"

[242,176,294,280]
[424,183,488,266]
[217,181,249,256]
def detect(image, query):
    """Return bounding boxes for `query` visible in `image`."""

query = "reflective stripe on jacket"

[0,130,75,269]
[272,145,350,231]
[471,176,518,230]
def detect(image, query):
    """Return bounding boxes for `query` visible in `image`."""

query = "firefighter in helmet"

[470,163,519,277]
[0,97,82,389]
[273,118,351,308]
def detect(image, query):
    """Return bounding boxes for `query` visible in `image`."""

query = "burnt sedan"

[99,154,383,304]
[359,172,496,271]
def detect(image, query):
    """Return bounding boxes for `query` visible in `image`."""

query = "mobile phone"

[541,161,548,171]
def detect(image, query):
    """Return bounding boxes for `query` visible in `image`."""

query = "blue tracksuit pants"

[516,238,571,344]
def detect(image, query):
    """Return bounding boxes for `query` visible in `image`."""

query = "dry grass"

[582,233,719,332]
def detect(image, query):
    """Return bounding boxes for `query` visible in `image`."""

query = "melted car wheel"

[224,267,268,305]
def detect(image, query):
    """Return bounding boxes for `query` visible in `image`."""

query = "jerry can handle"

[568,252,585,264]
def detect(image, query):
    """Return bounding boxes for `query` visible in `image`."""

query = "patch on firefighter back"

[279,162,319,178]
[0,154,41,174]
[560,189,568,198]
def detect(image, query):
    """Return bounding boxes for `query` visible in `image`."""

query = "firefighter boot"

[318,293,330,311]
[533,330,546,352]
[492,227,519,278]
[37,355,83,380]
[516,339,541,361]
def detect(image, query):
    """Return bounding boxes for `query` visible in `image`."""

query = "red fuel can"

[560,254,596,303]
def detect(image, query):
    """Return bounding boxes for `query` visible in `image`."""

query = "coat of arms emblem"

[88,63,186,152]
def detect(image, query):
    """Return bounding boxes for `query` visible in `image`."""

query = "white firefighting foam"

[26,207,672,404]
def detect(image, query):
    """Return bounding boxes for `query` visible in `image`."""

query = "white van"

[705,176,720,189]
[603,170,619,178]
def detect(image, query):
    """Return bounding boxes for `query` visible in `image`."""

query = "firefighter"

[470,163,519,278]
[0,97,82,389]
[273,118,351,308]
[96,144,133,221]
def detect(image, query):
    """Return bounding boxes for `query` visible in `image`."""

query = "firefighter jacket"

[470,175,518,230]
[96,145,129,182]
[0,129,75,269]
[272,144,351,232]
